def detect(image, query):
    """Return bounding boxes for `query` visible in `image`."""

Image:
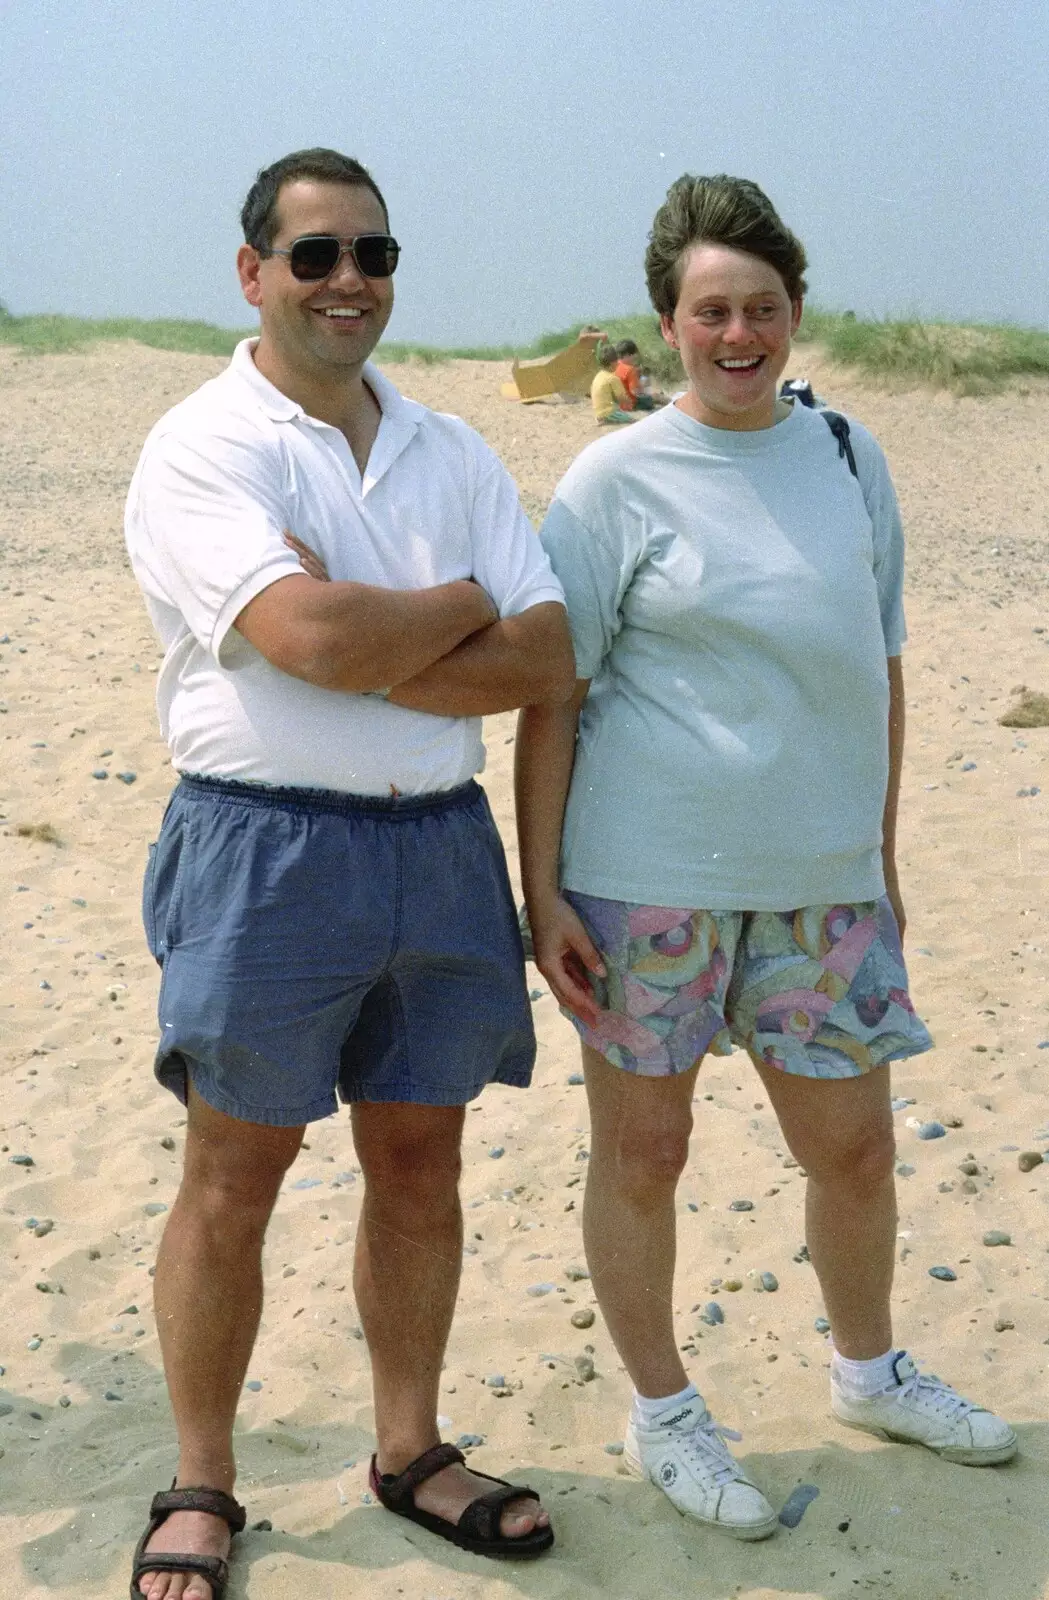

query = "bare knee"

[355,1109,464,1214]
[181,1103,304,1222]
[603,1115,692,1198]
[803,1125,896,1193]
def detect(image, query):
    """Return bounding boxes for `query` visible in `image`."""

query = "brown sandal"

[370,1443,554,1559]
[129,1483,246,1599]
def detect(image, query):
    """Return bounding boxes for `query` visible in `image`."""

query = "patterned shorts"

[563,892,933,1080]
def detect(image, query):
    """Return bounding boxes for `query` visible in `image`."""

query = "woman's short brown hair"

[645,174,808,319]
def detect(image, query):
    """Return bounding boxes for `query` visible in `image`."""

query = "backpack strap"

[778,379,860,481]
[822,410,858,479]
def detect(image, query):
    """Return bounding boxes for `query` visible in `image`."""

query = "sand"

[2,340,1049,1599]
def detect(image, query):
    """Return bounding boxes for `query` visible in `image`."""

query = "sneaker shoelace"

[675,1411,746,1487]
[894,1368,976,1422]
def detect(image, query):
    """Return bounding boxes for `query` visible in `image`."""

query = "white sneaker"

[832,1351,1018,1465]
[623,1395,778,1540]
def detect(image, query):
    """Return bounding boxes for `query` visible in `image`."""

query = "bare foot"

[134,1510,231,1600]
[380,1457,550,1540]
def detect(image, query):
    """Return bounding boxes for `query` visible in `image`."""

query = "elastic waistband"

[176,773,483,821]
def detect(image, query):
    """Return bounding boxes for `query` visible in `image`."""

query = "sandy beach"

[2,339,1049,1600]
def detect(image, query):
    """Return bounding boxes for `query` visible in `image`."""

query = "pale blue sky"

[2,0,1045,345]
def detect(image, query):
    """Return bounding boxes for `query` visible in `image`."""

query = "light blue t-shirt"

[540,399,906,911]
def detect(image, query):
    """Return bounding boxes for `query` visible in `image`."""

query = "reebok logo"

[661,1407,694,1428]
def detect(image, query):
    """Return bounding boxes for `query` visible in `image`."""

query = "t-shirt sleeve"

[854,429,907,655]
[464,447,565,619]
[131,428,303,665]
[539,494,636,679]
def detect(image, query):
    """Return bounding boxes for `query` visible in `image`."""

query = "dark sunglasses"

[263,233,400,281]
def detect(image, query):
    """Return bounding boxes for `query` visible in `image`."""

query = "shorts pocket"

[146,812,189,961]
[142,843,160,961]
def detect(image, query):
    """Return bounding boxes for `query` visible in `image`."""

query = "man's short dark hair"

[240,148,389,252]
[616,339,640,358]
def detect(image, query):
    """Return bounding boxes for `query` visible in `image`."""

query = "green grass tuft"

[0,311,248,357]
[796,308,1049,394]
[375,339,523,364]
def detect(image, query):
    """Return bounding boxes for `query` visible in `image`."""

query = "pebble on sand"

[604,1442,624,1456]
[143,1202,168,1216]
[564,1264,590,1281]
[779,1483,820,1528]
[982,1230,1011,1247]
[701,1302,725,1325]
[9,1155,34,1167]
[929,1266,957,1281]
[729,1199,754,1212]
[814,1317,831,1334]
[1018,1151,1043,1172]
[759,1272,779,1292]
[570,1308,596,1329]
[917,1122,947,1140]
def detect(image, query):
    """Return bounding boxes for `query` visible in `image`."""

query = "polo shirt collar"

[229,337,425,436]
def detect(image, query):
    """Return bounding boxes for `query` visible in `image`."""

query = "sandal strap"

[374,1443,466,1509]
[148,1486,247,1534]
[458,1484,541,1544]
[132,1550,229,1586]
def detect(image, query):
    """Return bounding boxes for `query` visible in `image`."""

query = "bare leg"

[137,1085,304,1600]
[352,1101,548,1538]
[751,1058,896,1359]
[581,1045,700,1397]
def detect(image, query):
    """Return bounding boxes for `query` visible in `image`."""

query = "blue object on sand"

[779,1484,820,1528]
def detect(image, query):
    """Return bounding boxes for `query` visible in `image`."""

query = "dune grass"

[1,299,1045,394]
[0,304,246,357]
[795,308,1049,394]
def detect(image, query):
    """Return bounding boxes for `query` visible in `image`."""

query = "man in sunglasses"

[125,147,571,1598]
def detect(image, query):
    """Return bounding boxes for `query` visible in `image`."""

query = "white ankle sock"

[831,1348,898,1398]
[631,1382,699,1425]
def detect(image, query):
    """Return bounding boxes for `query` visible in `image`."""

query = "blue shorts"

[143,775,536,1125]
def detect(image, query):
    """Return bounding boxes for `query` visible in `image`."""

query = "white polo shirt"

[125,339,564,795]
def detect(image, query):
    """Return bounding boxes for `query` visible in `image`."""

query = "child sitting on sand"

[590,343,636,425]
[614,339,663,410]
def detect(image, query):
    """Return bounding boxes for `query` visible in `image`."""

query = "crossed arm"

[233,534,574,715]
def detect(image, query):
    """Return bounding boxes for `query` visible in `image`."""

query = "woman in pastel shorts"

[515,174,1016,1540]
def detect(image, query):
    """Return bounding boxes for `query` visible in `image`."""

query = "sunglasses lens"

[354,235,400,278]
[289,237,342,280]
